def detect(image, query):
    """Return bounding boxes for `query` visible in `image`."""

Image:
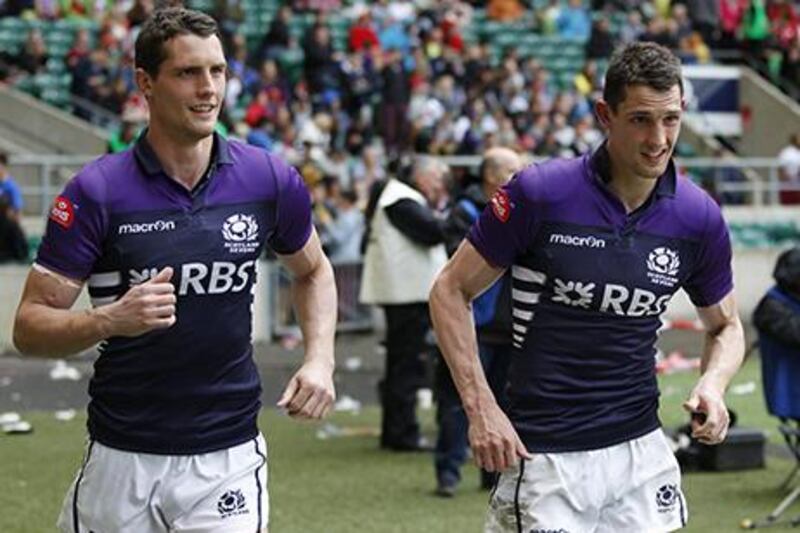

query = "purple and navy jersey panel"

[468,147,733,453]
[37,133,312,454]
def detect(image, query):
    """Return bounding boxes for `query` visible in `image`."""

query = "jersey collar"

[589,141,677,199]
[134,129,233,177]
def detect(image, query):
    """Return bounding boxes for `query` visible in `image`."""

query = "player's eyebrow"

[172,61,227,72]
[625,108,682,118]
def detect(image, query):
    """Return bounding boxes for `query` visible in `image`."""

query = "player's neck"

[145,127,213,191]
[606,166,658,214]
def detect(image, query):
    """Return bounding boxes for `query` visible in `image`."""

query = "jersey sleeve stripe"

[512,308,534,321]
[512,289,540,305]
[88,272,122,288]
[512,266,547,284]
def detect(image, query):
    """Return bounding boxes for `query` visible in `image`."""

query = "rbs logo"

[178,260,256,295]
[548,278,672,317]
[599,284,672,317]
[128,261,257,296]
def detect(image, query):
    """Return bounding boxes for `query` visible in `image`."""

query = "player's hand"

[277,358,335,420]
[100,267,177,337]
[468,403,533,472]
[683,381,730,445]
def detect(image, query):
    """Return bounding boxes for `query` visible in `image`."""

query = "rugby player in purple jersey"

[430,42,745,532]
[14,8,336,532]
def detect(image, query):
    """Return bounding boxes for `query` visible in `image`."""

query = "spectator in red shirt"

[768,0,800,49]
[349,12,380,52]
[720,0,747,49]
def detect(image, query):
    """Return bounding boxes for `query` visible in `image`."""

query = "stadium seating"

[1,1,594,109]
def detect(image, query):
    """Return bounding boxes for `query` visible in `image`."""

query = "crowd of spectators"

[2,0,800,238]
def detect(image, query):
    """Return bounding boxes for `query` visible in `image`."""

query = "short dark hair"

[341,189,358,204]
[0,152,7,166]
[135,7,221,78]
[481,155,505,182]
[603,42,683,111]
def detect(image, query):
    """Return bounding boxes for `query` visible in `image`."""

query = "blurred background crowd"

[1,0,800,260]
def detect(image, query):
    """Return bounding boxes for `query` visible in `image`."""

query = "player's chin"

[637,162,667,180]
[187,114,219,135]
[189,122,217,139]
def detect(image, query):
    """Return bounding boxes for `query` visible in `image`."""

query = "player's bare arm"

[276,228,337,420]
[14,265,176,357]
[430,240,533,472]
[683,291,745,445]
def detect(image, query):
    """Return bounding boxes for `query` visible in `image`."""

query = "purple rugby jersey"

[36,132,312,454]
[467,145,733,453]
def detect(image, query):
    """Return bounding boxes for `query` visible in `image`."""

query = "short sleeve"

[466,172,537,268]
[36,175,107,281]
[268,156,313,255]
[683,200,734,307]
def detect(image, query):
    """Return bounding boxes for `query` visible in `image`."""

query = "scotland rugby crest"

[217,489,248,518]
[655,483,678,513]
[222,214,259,254]
[646,247,680,287]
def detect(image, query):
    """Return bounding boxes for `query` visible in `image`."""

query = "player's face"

[600,84,683,182]
[140,34,226,142]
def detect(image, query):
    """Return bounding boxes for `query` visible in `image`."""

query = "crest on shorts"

[656,483,678,509]
[217,489,248,518]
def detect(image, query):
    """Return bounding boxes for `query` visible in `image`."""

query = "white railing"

[9,153,800,216]
[436,155,797,207]
[10,154,96,216]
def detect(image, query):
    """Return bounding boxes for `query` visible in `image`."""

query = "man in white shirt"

[777,133,800,204]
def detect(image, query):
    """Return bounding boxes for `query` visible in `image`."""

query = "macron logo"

[118,220,176,235]
[549,233,606,248]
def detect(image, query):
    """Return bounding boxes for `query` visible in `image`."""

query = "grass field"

[1,355,798,532]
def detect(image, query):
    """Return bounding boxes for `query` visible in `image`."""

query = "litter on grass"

[731,382,756,395]
[417,388,433,410]
[343,357,362,372]
[3,420,32,434]
[655,351,701,375]
[55,409,77,421]
[0,412,21,425]
[49,360,81,381]
[316,422,380,440]
[334,395,362,413]
[1,412,32,434]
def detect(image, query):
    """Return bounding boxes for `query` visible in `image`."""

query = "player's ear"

[135,68,153,100]
[595,99,611,129]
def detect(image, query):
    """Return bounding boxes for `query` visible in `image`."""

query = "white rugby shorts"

[485,428,687,533]
[57,434,269,533]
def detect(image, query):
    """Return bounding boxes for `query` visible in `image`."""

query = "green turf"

[0,355,797,532]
